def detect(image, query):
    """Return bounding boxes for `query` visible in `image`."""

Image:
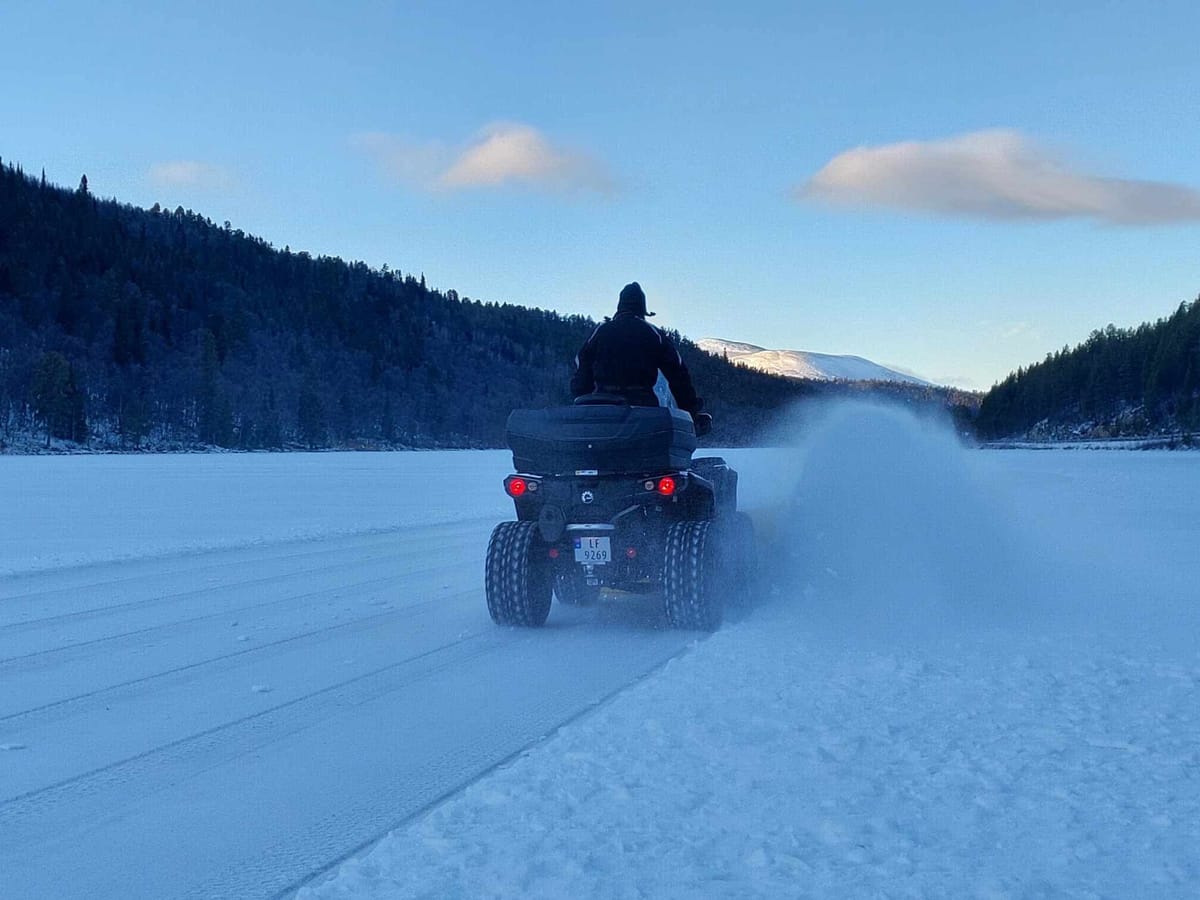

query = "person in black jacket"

[570,282,704,416]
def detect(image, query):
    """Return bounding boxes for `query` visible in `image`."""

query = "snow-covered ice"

[0,448,788,577]
[299,406,1200,899]
[3,404,1198,899]
[0,450,515,575]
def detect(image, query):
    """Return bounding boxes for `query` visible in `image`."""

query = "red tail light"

[656,476,676,496]
[506,477,527,498]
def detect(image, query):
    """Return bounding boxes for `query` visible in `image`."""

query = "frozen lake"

[3,405,1198,898]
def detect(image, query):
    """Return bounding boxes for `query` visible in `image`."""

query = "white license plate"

[574,536,611,564]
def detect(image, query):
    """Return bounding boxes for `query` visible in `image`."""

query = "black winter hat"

[617,281,654,317]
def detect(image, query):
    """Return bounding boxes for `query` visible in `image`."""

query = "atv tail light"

[506,477,527,498]
[656,476,676,496]
[625,547,638,559]
[548,547,560,559]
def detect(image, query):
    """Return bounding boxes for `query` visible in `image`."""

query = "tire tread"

[486,521,551,626]
[662,519,723,631]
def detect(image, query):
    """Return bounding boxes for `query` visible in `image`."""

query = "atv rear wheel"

[554,571,601,606]
[486,521,553,627]
[662,519,724,631]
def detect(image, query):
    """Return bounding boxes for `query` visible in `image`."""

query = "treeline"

[0,158,828,451]
[977,298,1200,439]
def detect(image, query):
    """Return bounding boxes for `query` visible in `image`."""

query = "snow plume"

[753,401,1043,642]
[747,399,1198,650]
[799,129,1200,225]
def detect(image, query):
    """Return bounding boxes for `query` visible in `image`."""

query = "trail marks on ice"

[302,403,1200,899]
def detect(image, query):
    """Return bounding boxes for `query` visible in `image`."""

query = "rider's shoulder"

[636,318,664,341]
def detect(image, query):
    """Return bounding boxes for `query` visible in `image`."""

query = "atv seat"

[507,405,697,475]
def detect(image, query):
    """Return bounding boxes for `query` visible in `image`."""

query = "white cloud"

[798,129,1200,225]
[147,161,233,191]
[353,123,614,194]
[440,123,612,193]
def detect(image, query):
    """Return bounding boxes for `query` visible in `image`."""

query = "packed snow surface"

[697,337,931,385]
[301,406,1200,899]
[0,451,514,575]
[3,404,1198,899]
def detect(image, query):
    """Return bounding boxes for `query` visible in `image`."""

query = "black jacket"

[570,312,703,414]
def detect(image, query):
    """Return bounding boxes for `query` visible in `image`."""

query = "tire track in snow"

[0,628,511,846]
[1,515,701,900]
[0,561,452,668]
[0,530,411,607]
[0,520,488,629]
[0,586,472,724]
[263,636,700,900]
[0,549,396,632]
[0,516,501,602]
[0,522,490,682]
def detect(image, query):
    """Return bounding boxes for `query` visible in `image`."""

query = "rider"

[570,281,704,419]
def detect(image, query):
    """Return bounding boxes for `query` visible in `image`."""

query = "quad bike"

[485,394,756,631]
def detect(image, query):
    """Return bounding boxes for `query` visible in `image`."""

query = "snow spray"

[758,400,1040,642]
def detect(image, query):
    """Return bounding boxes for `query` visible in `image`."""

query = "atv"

[485,394,756,631]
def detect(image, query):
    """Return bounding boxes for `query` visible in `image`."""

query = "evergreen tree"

[195,330,232,446]
[258,388,283,450]
[977,297,1200,439]
[297,381,324,448]
[0,156,974,451]
[30,351,87,446]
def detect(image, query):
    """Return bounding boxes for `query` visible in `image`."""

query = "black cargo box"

[506,406,697,475]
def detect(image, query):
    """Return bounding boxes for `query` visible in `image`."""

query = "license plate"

[574,536,611,564]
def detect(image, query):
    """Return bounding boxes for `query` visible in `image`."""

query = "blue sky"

[4,0,1200,388]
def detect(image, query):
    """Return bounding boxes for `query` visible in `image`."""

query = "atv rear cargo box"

[506,406,697,475]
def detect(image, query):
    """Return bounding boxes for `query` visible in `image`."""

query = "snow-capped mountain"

[697,338,930,385]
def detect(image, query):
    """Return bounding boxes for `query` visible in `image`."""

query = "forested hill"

[976,298,1200,440]
[1,159,827,451]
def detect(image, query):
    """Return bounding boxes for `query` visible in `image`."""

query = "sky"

[4,0,1200,389]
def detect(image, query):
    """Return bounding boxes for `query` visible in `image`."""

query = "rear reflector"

[656,476,676,496]
[506,477,527,497]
